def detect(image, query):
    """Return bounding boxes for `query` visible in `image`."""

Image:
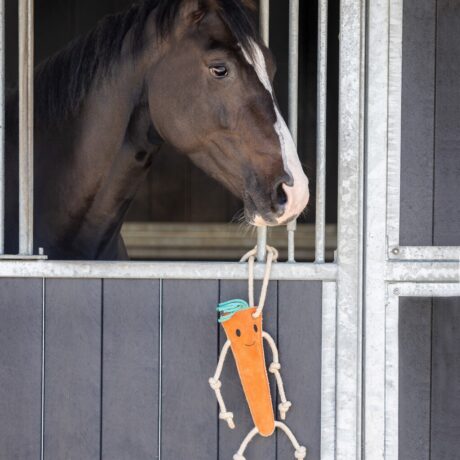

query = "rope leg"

[263,331,292,419]
[274,421,308,459]
[209,340,235,429]
[233,426,259,460]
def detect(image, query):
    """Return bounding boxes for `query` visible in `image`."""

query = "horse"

[5,0,309,260]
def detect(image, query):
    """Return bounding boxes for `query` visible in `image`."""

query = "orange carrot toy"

[208,247,307,460]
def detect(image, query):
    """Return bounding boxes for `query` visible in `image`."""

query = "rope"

[263,331,292,420]
[234,423,307,460]
[240,245,278,318]
[209,340,235,429]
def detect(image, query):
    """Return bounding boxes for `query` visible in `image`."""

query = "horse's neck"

[34,60,160,259]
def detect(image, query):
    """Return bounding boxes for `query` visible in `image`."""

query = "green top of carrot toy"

[217,299,250,323]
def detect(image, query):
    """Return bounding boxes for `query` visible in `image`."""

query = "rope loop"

[240,245,278,318]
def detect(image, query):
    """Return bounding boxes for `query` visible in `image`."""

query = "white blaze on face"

[242,41,310,226]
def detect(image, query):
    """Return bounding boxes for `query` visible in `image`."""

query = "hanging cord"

[240,245,279,318]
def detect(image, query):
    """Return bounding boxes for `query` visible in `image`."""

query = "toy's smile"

[244,341,256,347]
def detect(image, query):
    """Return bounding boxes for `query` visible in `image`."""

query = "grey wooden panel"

[102,280,160,460]
[277,282,322,460]
[0,279,43,460]
[430,298,460,459]
[44,279,102,460]
[161,280,219,459]
[218,281,277,460]
[399,298,432,460]
[433,0,460,246]
[399,0,436,245]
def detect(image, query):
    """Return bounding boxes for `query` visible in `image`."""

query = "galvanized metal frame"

[365,0,460,459]
[384,284,460,460]
[335,0,365,458]
[385,0,458,263]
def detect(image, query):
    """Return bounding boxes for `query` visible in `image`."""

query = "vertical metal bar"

[18,0,34,255]
[321,281,337,460]
[0,0,4,254]
[259,0,269,46]
[364,0,399,457]
[257,0,270,263]
[315,0,328,263]
[287,0,299,262]
[335,0,365,458]
[288,0,299,143]
[40,278,45,460]
[385,290,399,460]
[256,228,267,262]
[287,220,296,262]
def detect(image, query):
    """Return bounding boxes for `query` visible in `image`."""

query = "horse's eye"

[236,329,241,337]
[209,65,228,79]
[253,324,258,333]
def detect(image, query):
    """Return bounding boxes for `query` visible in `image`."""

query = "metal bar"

[0,260,338,280]
[287,0,299,262]
[363,0,391,456]
[288,0,299,143]
[18,0,34,255]
[386,0,404,251]
[259,0,269,46]
[287,219,296,262]
[256,0,270,263]
[385,290,399,460]
[40,278,45,460]
[389,282,460,297]
[256,227,267,262]
[335,0,365,457]
[389,245,460,261]
[386,260,459,283]
[315,0,328,263]
[0,0,5,254]
[321,281,337,460]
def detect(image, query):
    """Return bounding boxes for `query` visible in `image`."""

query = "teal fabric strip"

[217,299,250,323]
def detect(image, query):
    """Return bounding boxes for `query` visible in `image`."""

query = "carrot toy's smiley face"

[227,308,263,348]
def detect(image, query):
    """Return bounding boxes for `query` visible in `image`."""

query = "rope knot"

[279,401,292,419]
[295,446,307,459]
[233,455,246,460]
[269,362,281,373]
[219,411,235,428]
[209,377,221,390]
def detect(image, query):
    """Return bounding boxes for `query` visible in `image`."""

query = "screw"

[393,288,400,296]
[391,247,400,255]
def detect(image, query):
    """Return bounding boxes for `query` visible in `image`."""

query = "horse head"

[146,0,309,226]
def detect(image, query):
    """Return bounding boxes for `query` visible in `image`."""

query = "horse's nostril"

[276,184,288,206]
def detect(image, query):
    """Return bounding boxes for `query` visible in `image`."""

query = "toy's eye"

[236,329,241,337]
[253,324,258,333]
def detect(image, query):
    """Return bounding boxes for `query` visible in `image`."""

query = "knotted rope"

[240,245,279,318]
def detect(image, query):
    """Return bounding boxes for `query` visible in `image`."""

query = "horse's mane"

[34,0,257,126]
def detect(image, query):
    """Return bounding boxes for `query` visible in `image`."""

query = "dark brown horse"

[5,0,309,260]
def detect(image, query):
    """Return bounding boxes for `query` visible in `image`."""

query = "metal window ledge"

[0,260,338,280]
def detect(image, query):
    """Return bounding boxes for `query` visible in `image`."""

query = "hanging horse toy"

[209,246,307,460]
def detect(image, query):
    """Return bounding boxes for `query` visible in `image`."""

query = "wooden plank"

[399,0,437,245]
[398,298,432,460]
[277,282,322,459]
[430,298,460,459]
[433,0,460,245]
[218,280,278,460]
[102,280,160,459]
[0,279,42,460]
[161,280,219,459]
[44,279,102,460]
